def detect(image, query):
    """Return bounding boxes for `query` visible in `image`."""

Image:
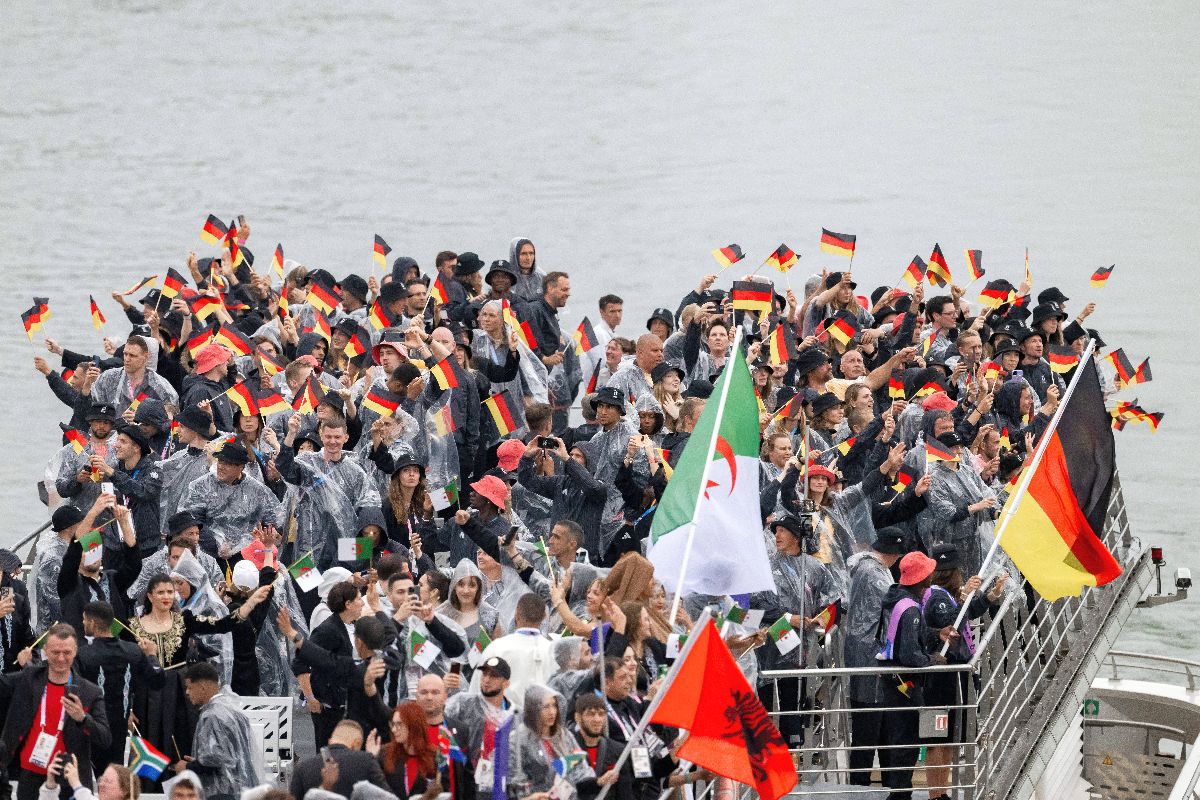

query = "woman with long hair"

[616,601,668,691]
[650,363,685,432]
[510,685,597,798]
[368,701,439,799]
[233,409,277,484]
[380,455,435,552]
[437,559,502,667]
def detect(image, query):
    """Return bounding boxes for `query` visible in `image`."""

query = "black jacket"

[109,455,163,553]
[293,614,356,708]
[0,664,111,784]
[75,637,164,730]
[57,540,142,640]
[575,732,635,800]
[517,298,565,359]
[289,745,388,800]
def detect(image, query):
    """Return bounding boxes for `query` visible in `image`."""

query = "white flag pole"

[666,330,745,627]
[940,338,1097,655]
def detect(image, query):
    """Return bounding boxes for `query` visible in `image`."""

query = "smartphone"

[0,587,11,602]
[1011,369,1024,379]
[237,214,247,229]
[320,746,332,763]
[449,663,462,675]
[407,585,420,597]
[101,482,115,496]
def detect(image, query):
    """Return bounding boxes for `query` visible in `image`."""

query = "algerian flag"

[289,554,323,593]
[467,628,492,668]
[411,630,440,669]
[429,480,459,512]
[80,529,104,567]
[337,537,373,561]
[648,342,775,596]
[767,615,801,655]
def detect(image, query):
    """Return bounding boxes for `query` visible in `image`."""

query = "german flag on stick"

[224,382,259,416]
[161,267,187,300]
[306,282,340,316]
[271,245,284,281]
[819,229,855,259]
[343,326,370,359]
[429,275,449,306]
[900,256,927,289]
[571,317,599,356]
[763,245,798,274]
[1128,358,1152,387]
[429,357,460,390]
[367,299,392,331]
[825,311,859,346]
[1047,346,1080,375]
[431,403,456,436]
[1103,348,1136,387]
[892,465,917,494]
[731,280,773,314]
[711,244,745,269]
[89,296,106,330]
[257,349,285,377]
[224,221,243,268]
[122,275,159,297]
[214,325,253,356]
[373,235,391,269]
[483,391,518,437]
[926,244,952,287]
[888,375,905,399]
[292,377,324,415]
[964,249,984,282]
[989,345,1122,601]
[200,214,228,246]
[362,386,403,417]
[255,389,290,416]
[305,311,332,343]
[1090,264,1115,288]
[61,423,88,454]
[978,279,1014,310]
[189,295,222,322]
[186,324,218,358]
[926,437,959,464]
[766,323,794,366]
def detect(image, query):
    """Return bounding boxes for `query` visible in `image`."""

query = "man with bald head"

[605,333,664,405]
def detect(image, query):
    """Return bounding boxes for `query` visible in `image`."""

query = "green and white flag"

[428,480,459,512]
[647,343,775,596]
[337,537,373,561]
[467,628,492,668]
[288,553,323,593]
[411,630,440,670]
[80,528,104,567]
[767,615,801,656]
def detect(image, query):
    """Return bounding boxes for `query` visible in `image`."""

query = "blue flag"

[492,715,513,800]
[589,622,612,656]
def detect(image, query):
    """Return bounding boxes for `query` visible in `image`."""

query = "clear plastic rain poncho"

[471,322,530,442]
[547,337,583,415]
[577,417,646,558]
[257,573,310,697]
[178,471,285,556]
[917,460,997,577]
[444,685,516,766]
[192,687,263,798]
[128,547,222,608]
[156,448,212,533]
[31,530,70,632]
[844,551,895,703]
[287,453,380,570]
[54,443,120,550]
[436,560,500,654]
[546,638,592,699]
[171,549,234,684]
[422,396,460,493]
[755,544,843,672]
[510,685,595,798]
[481,563,535,635]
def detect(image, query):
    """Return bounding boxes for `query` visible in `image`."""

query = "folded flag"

[122,275,158,296]
[901,255,927,289]
[926,437,959,463]
[819,229,855,258]
[964,249,984,281]
[763,245,798,274]
[224,382,258,416]
[731,280,773,314]
[926,243,952,287]
[128,391,148,413]
[983,360,1002,381]
[920,329,938,356]
[288,553,322,592]
[712,244,745,268]
[500,298,522,334]
[1090,264,1115,288]
[337,537,373,561]
[271,244,284,280]
[655,447,674,480]
[362,385,403,418]
[129,734,171,781]
[89,296,106,330]
[277,294,289,321]
[484,391,518,437]
[161,267,187,300]
[767,615,800,655]
[411,630,440,669]
[429,356,460,390]
[999,426,1012,450]
[572,317,599,355]
[1048,346,1080,374]
[373,234,391,269]
[200,214,228,246]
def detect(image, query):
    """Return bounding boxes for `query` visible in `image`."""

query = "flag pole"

[940,337,1098,655]
[594,608,713,800]
[666,330,744,627]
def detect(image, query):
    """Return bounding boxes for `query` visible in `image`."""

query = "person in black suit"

[288,719,388,800]
[74,602,164,774]
[0,624,110,800]
[571,693,631,799]
[293,582,362,747]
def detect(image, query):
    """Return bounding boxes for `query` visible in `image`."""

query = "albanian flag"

[649,618,796,800]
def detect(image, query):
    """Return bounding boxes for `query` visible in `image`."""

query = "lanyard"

[40,678,71,734]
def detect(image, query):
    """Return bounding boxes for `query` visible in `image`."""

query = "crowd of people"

[0,225,1120,800]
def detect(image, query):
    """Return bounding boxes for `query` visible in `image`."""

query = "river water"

[1,2,1195,657]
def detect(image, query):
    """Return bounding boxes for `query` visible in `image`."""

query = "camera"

[1176,568,1192,590]
[538,437,556,449]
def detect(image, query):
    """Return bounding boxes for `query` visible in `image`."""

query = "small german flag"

[767,323,794,366]
[429,357,460,390]
[200,214,228,246]
[920,329,938,356]
[1048,346,1080,374]
[912,381,942,399]
[367,299,392,331]
[1090,265,1115,288]
[964,249,984,282]
[501,298,522,332]
[834,436,857,458]
[926,437,958,463]
[1024,247,1032,288]
[892,465,916,494]
[901,256,927,289]
[655,447,674,480]
[978,279,1014,310]
[20,302,44,339]
[292,377,323,415]
[926,244,952,287]
[343,326,370,359]
[255,389,290,416]
[122,275,159,297]
[983,360,1002,381]
[573,317,599,356]
[271,244,284,281]
[224,221,243,268]
[764,245,798,273]
[711,244,745,268]
[89,296,106,330]
[186,324,218,357]
[373,235,391,269]
[214,325,253,356]
[754,387,767,416]
[224,382,259,416]
[998,426,1012,451]
[516,320,538,351]
[826,311,859,346]
[128,391,148,412]
[585,362,600,395]
[1111,400,1163,432]
[819,229,856,258]
[306,282,340,316]
[61,423,88,454]
[362,386,403,417]
[1128,358,1152,387]
[484,391,518,437]
[305,310,332,343]
[277,294,289,321]
[888,375,905,399]
[731,280,773,314]
[189,295,221,322]
[161,267,187,300]
[1104,348,1136,387]
[772,393,800,424]
[61,367,75,383]
[257,349,285,377]
[431,403,456,436]
[429,275,449,306]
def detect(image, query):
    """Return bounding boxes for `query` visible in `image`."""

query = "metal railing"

[751,472,1152,799]
[1103,651,1200,692]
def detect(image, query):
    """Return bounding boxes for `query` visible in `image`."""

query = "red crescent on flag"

[713,435,737,496]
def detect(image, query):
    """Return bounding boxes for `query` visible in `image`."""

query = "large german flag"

[901,256,927,289]
[999,355,1121,600]
[819,229,855,258]
[926,243,952,287]
[711,244,745,268]
[731,280,773,314]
